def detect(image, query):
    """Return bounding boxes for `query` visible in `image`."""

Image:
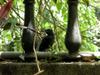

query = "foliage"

[0,0,99,53]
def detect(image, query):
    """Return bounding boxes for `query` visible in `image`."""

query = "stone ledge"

[0,62,100,75]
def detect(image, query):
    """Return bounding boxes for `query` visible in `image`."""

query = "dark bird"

[39,29,55,51]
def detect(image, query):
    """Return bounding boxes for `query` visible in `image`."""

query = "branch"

[12,8,24,21]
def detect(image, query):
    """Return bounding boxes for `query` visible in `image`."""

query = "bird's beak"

[41,30,47,38]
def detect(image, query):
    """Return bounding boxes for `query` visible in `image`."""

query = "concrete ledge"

[0,62,100,75]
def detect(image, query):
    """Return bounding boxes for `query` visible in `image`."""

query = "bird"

[38,29,55,51]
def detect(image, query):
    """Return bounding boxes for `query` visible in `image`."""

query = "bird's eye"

[41,32,47,38]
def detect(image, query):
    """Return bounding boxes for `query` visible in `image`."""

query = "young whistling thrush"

[39,29,55,51]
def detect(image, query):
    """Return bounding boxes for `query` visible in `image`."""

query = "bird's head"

[45,29,54,36]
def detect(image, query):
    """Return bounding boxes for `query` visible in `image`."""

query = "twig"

[19,25,41,35]
[12,8,24,21]
[34,70,44,75]
[79,1,99,9]
[33,33,44,75]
